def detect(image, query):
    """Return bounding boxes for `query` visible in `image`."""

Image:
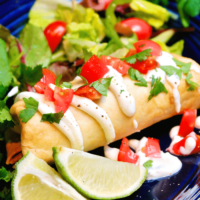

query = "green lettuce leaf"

[129,0,170,29]
[19,24,52,67]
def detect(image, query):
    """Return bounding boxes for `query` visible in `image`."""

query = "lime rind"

[53,146,148,200]
[11,151,87,200]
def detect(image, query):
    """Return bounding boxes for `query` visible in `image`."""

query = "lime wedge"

[11,152,87,200]
[53,147,147,200]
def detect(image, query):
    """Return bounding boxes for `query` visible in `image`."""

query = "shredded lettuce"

[129,0,170,29]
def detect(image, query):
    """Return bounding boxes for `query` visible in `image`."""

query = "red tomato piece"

[101,56,130,75]
[172,132,200,156]
[145,137,161,158]
[103,0,113,9]
[125,49,159,74]
[133,40,162,57]
[74,85,101,100]
[41,69,57,85]
[34,69,57,101]
[178,109,197,137]
[118,138,139,164]
[54,87,74,113]
[120,18,152,40]
[26,84,33,92]
[80,55,109,84]
[44,21,67,53]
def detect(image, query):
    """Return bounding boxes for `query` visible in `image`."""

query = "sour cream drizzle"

[129,137,182,181]
[71,95,115,143]
[145,51,182,113]
[15,92,84,151]
[104,65,135,117]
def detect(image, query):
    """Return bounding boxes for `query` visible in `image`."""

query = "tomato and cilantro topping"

[44,21,67,53]
[120,18,152,40]
[145,137,161,158]
[118,137,139,164]
[101,56,130,75]
[34,69,56,101]
[74,85,101,100]
[178,109,197,137]
[80,55,109,84]
[54,86,74,113]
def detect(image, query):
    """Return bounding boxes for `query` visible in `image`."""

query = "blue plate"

[0,1,200,199]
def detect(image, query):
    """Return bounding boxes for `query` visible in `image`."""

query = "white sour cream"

[71,95,115,143]
[145,68,166,84]
[129,137,182,181]
[156,51,181,113]
[191,64,200,73]
[7,86,19,98]
[133,119,138,129]
[15,92,84,151]
[104,145,119,161]
[104,66,135,117]
[169,125,180,139]
[179,136,196,155]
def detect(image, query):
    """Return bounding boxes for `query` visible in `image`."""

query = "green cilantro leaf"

[90,77,113,96]
[173,58,191,74]
[185,73,200,91]
[120,90,124,94]
[148,76,168,100]
[0,100,14,131]
[55,74,62,86]
[143,160,153,169]
[159,65,182,79]
[61,82,72,89]
[41,111,64,124]
[0,167,13,182]
[128,68,148,87]
[20,63,43,87]
[83,48,93,62]
[121,49,152,64]
[76,67,82,76]
[19,97,39,123]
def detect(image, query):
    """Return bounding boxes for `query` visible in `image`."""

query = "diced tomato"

[101,56,130,75]
[80,55,109,84]
[118,138,139,164]
[44,21,67,53]
[145,137,161,158]
[54,87,74,113]
[171,132,200,156]
[41,69,57,85]
[34,69,57,101]
[74,85,101,100]
[103,0,113,9]
[133,40,162,57]
[26,84,33,92]
[178,109,197,137]
[120,18,152,40]
[125,49,159,74]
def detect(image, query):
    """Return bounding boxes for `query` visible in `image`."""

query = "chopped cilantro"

[120,90,124,94]
[20,63,43,87]
[0,187,11,199]
[41,111,64,124]
[159,65,182,79]
[61,82,72,89]
[128,68,148,87]
[148,76,168,100]
[143,160,153,169]
[121,49,152,64]
[185,73,200,91]
[90,77,113,96]
[173,58,191,74]
[19,97,39,123]
[0,167,13,182]
[76,67,82,76]
[55,74,62,86]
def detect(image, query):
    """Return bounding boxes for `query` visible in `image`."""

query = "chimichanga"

[10,53,200,163]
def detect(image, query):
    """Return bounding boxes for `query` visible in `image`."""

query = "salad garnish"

[185,73,200,91]
[41,111,64,124]
[143,160,153,169]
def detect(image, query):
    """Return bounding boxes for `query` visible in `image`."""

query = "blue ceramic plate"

[0,1,200,199]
